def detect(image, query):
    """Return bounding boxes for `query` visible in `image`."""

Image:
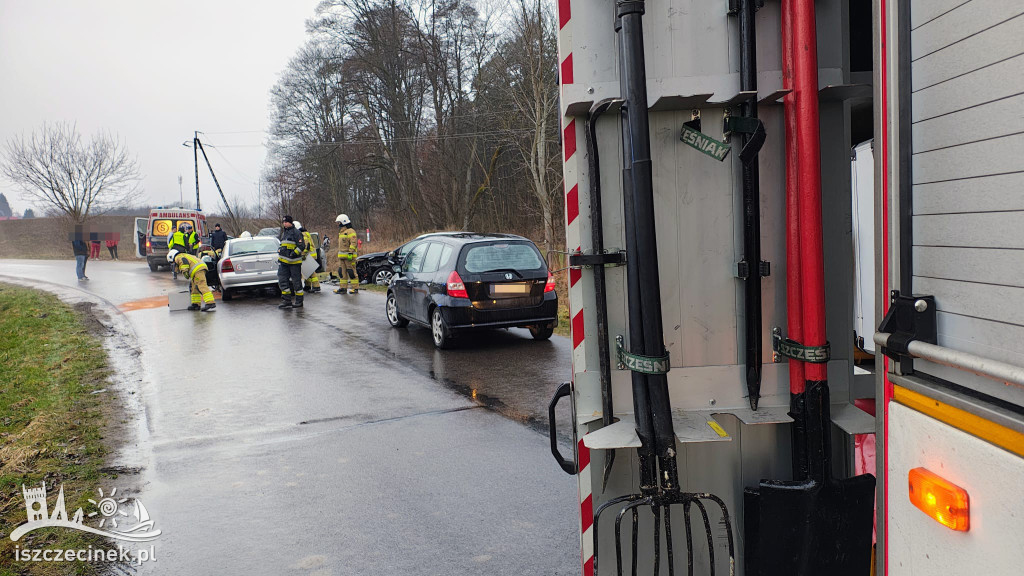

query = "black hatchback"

[385,233,558,348]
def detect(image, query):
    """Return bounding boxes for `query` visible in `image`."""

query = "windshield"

[460,242,545,273]
[228,238,279,256]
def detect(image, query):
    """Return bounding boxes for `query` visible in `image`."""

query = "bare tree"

[1,122,142,223]
[490,0,562,252]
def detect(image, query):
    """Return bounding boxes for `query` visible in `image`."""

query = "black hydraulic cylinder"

[739,0,765,410]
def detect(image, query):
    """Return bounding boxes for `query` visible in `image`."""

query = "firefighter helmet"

[240,231,252,238]
[335,214,351,226]
[292,220,303,230]
[166,249,179,263]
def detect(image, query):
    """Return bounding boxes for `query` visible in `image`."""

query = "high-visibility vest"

[170,230,199,254]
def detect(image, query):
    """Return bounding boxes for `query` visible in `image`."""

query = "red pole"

[782,0,805,392]
[792,0,828,383]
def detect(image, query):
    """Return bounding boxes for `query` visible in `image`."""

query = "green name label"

[680,125,731,161]
[774,337,831,364]
[617,342,671,375]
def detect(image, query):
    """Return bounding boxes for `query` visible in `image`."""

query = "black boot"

[202,302,216,311]
[278,298,293,309]
[293,297,304,308]
[188,304,201,311]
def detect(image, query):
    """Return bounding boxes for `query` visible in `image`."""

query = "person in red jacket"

[105,233,120,260]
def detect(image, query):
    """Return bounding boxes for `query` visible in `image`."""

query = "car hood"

[357,251,388,261]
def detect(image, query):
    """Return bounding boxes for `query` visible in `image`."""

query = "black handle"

[548,382,577,475]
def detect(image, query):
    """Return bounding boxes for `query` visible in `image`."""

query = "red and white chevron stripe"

[557,1,593,574]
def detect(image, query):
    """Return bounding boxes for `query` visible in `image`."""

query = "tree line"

[263,0,564,252]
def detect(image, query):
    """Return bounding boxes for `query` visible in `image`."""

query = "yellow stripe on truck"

[893,384,1024,458]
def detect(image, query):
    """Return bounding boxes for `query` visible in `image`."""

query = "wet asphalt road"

[0,260,578,575]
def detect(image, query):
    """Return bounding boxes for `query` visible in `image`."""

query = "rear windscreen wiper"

[478,268,523,278]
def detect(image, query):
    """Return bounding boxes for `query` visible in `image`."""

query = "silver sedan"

[217,237,282,301]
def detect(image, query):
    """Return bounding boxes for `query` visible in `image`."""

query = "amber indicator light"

[908,467,970,531]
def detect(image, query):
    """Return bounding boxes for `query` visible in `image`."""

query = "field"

[0,216,144,261]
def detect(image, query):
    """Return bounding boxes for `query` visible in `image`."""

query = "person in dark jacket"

[71,225,90,280]
[276,215,306,309]
[210,223,228,256]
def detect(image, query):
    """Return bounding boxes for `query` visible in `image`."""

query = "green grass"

[0,284,113,576]
[555,302,570,339]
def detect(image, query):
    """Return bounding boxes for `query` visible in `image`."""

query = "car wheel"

[148,261,160,272]
[431,307,452,349]
[529,325,554,340]
[386,292,408,328]
[373,267,394,285]
[222,288,233,301]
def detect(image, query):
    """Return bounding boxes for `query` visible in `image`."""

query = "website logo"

[10,482,161,543]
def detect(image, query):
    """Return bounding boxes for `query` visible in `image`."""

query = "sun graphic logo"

[88,487,129,529]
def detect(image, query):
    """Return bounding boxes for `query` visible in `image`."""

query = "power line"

[218,128,545,149]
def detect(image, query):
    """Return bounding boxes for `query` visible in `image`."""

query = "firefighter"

[167,249,216,311]
[295,221,320,293]
[334,214,358,294]
[277,215,306,309]
[168,222,199,255]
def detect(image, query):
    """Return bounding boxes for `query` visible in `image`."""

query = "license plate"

[490,283,531,295]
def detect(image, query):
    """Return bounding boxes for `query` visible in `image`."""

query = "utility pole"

[178,175,183,206]
[193,131,201,210]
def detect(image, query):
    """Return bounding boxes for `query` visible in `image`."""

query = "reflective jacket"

[278,226,305,265]
[169,230,199,254]
[301,231,317,260]
[173,253,207,279]
[337,226,357,260]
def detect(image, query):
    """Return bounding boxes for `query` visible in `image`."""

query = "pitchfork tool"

[589,4,737,575]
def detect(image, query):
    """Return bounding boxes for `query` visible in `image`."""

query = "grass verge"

[0,283,112,576]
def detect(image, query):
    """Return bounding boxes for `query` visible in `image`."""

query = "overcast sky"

[0,0,321,215]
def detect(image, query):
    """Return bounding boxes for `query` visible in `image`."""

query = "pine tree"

[0,193,12,218]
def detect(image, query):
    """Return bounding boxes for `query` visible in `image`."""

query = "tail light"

[447,271,468,298]
[221,259,234,273]
[544,272,556,293]
[146,238,151,250]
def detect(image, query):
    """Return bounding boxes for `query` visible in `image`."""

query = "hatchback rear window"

[461,242,544,273]
[228,239,279,256]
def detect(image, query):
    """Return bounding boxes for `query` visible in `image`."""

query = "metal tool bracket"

[877,291,937,361]
[615,335,670,375]
[772,327,831,364]
[723,115,766,163]
[568,250,626,268]
[737,260,771,279]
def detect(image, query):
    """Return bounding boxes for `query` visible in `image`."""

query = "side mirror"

[386,251,395,259]
[392,264,402,274]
